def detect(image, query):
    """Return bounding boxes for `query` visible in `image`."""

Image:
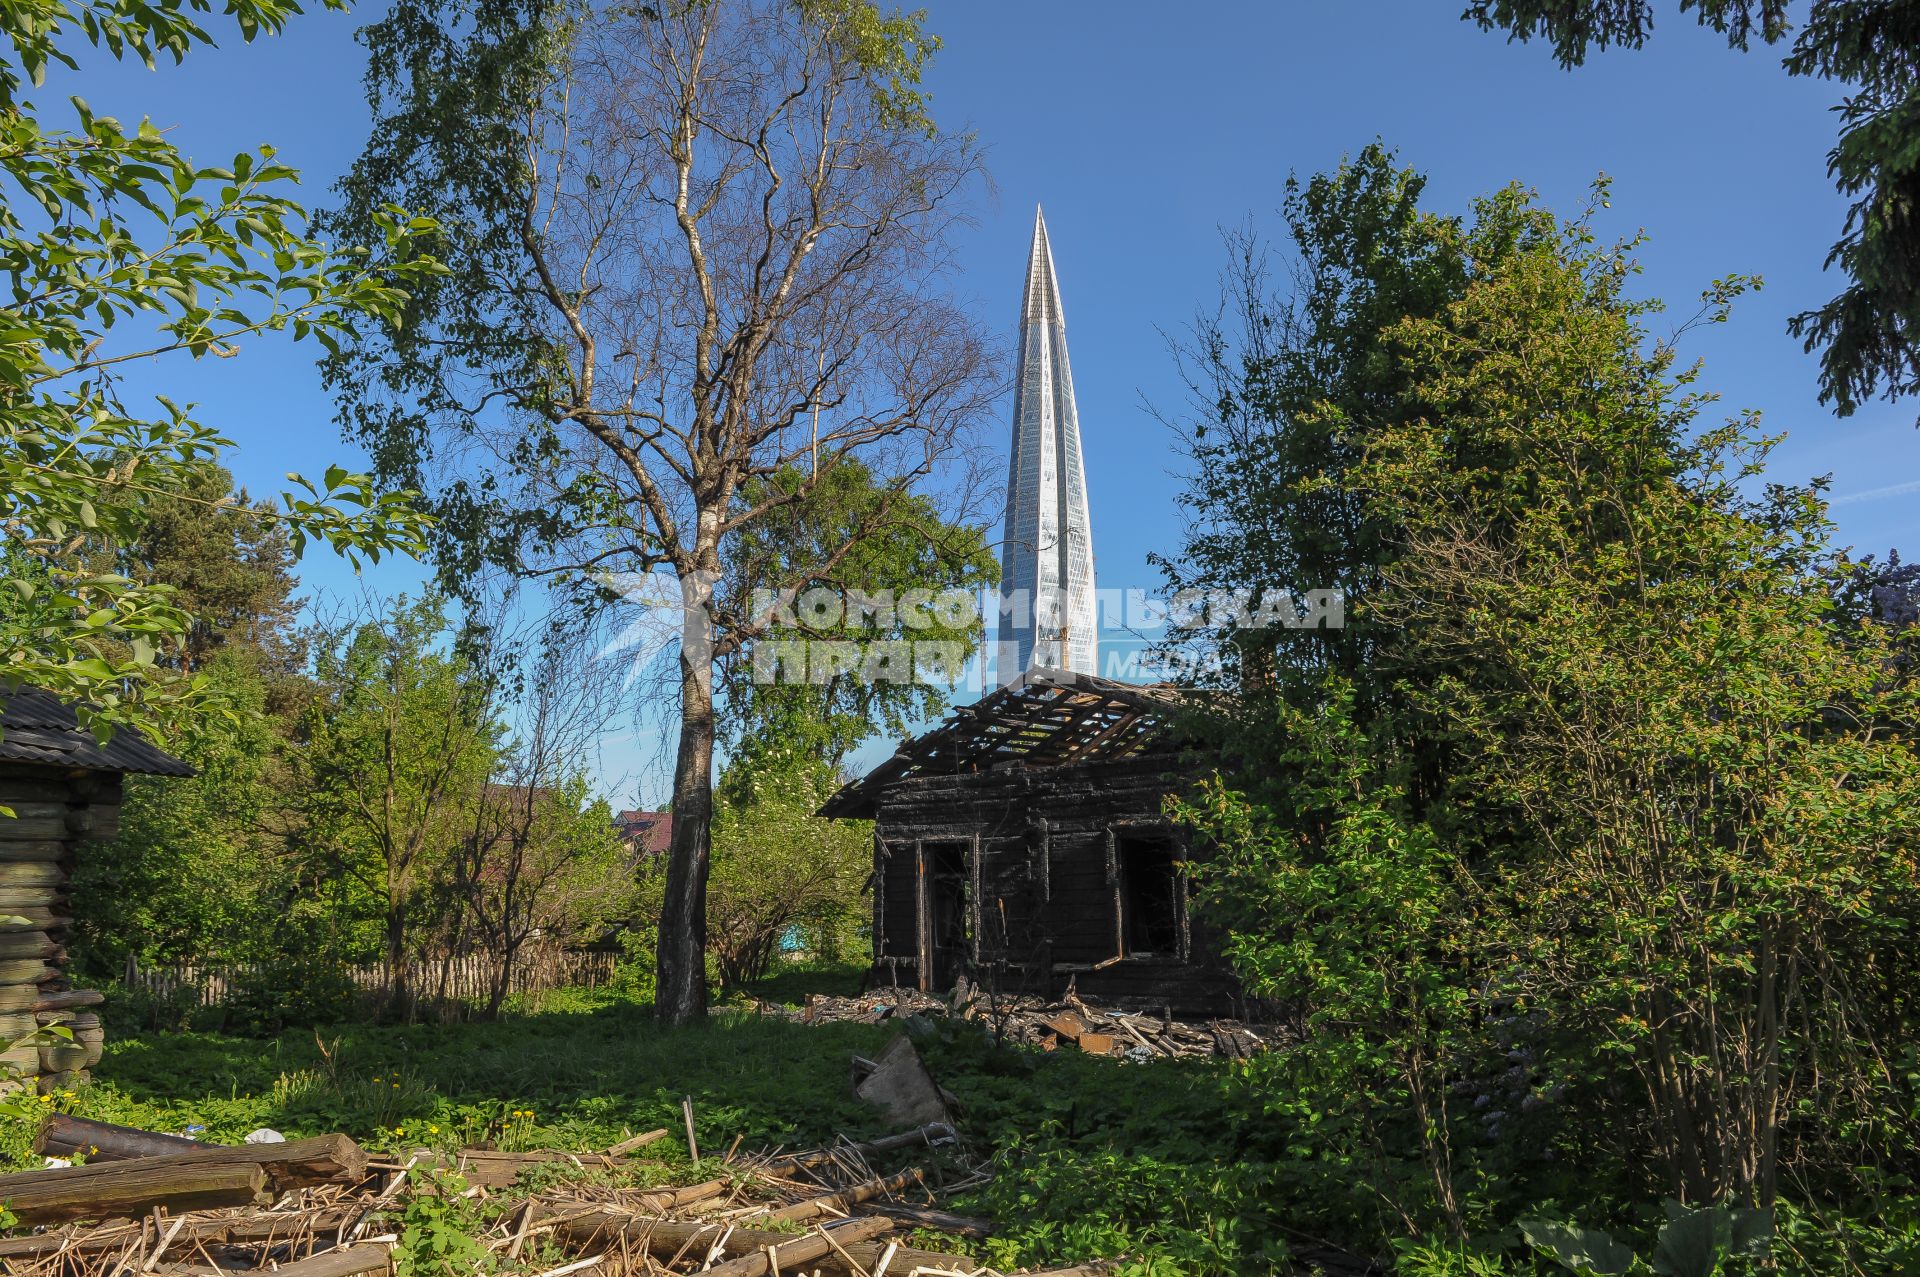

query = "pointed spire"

[1022,205,1066,329]
[999,203,1097,680]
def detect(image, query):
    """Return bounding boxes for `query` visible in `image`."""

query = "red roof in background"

[614,809,673,858]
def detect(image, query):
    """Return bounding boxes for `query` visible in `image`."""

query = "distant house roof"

[0,688,195,777]
[819,667,1191,821]
[614,809,673,858]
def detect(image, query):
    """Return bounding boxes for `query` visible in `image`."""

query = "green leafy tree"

[68,647,290,977]
[1350,201,1920,1212]
[679,747,870,988]
[1463,0,1920,422]
[1169,160,1920,1240]
[1155,143,1474,705]
[719,458,998,774]
[293,596,501,1013]
[449,626,635,1017]
[101,461,304,679]
[54,451,329,983]
[453,776,630,1016]
[326,0,995,1025]
[65,461,317,980]
[0,0,440,745]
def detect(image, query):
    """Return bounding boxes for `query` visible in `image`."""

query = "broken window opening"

[1118,835,1183,958]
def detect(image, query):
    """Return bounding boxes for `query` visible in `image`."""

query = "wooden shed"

[820,669,1240,1016]
[0,688,192,1092]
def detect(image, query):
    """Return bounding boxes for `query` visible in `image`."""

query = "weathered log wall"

[0,764,113,1091]
[868,753,1242,1017]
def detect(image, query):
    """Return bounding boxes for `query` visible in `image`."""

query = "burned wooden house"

[0,688,192,1091]
[820,669,1240,1016]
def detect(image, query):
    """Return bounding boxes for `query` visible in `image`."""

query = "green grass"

[19,994,894,1158]
[17,969,1909,1275]
[739,959,872,1006]
[8,977,1295,1274]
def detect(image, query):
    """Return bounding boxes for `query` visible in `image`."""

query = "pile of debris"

[764,986,1270,1061]
[0,1114,1111,1277]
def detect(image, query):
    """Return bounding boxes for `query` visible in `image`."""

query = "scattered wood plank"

[0,1160,268,1226]
[162,1135,368,1193]
[753,1168,923,1225]
[258,1243,393,1277]
[858,1204,995,1239]
[446,1148,614,1189]
[606,1127,670,1156]
[769,1121,956,1171]
[698,1216,893,1277]
[0,1207,361,1259]
[549,1210,980,1277]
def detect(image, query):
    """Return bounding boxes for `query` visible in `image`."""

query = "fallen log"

[0,1159,268,1226]
[0,1207,361,1259]
[753,1167,923,1224]
[860,1203,995,1239]
[31,1121,366,1193]
[699,1215,893,1277]
[549,1208,984,1275]
[35,1113,207,1161]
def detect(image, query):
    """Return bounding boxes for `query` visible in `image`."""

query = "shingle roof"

[614,810,673,858]
[818,667,1190,820]
[0,688,195,777]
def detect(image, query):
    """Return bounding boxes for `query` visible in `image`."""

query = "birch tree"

[328,0,993,1022]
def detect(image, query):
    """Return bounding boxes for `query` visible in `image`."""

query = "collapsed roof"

[819,668,1189,820]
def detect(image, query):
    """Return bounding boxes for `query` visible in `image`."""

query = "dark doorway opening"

[922,840,971,988]
[1119,836,1182,957]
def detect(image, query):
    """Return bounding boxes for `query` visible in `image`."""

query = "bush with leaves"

[1167,155,1920,1250]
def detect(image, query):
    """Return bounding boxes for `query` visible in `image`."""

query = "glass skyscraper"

[997,207,1097,680]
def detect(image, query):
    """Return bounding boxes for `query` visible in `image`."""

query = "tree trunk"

[656,646,714,1026]
[487,932,518,1019]
[385,894,409,1019]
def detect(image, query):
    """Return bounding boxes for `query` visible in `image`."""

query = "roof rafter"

[818,667,1187,819]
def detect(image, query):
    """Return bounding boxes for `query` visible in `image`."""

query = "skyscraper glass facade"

[998,208,1097,679]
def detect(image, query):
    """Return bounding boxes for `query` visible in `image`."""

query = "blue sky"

[59,1,1920,804]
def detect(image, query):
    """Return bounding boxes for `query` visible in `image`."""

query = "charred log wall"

[868,753,1242,1017]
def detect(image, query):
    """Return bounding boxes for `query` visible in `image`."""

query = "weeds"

[8,975,1916,1276]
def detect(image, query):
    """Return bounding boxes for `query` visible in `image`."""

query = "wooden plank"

[0,1160,267,1225]
[251,1243,391,1277]
[0,1207,361,1258]
[605,1127,669,1156]
[770,1122,955,1171]
[549,1210,980,1277]
[698,1215,893,1277]
[860,1204,995,1239]
[750,1167,923,1224]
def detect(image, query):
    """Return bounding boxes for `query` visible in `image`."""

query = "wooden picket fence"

[120,948,621,1009]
